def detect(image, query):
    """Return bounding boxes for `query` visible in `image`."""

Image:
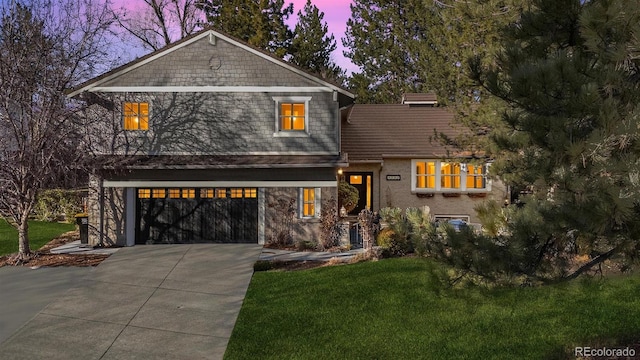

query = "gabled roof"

[341,104,465,161]
[67,27,355,101]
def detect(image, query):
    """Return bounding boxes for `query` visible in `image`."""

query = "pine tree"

[289,0,343,83]
[343,0,432,103]
[471,0,640,280]
[197,0,293,58]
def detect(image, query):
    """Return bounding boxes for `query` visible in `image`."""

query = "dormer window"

[123,102,149,130]
[273,96,311,136]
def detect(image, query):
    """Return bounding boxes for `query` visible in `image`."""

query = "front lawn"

[0,219,75,256]
[225,258,640,359]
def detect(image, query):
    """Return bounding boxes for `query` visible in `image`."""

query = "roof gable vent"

[402,93,438,106]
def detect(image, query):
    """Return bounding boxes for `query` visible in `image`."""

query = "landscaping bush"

[319,197,341,250]
[266,197,296,247]
[375,227,407,257]
[378,207,412,253]
[33,189,83,223]
[338,180,359,213]
[405,207,437,256]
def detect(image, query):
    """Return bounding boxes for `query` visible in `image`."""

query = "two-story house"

[341,94,508,225]
[68,28,354,246]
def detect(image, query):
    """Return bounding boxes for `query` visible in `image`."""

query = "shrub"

[319,197,342,250]
[378,207,412,253]
[358,208,376,249]
[254,260,273,272]
[405,207,437,256]
[33,189,83,223]
[338,180,359,213]
[376,227,410,258]
[267,197,296,247]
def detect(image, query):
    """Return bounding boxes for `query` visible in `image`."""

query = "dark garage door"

[136,188,258,244]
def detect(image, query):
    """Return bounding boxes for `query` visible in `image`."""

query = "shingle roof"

[341,104,464,161]
[96,154,348,170]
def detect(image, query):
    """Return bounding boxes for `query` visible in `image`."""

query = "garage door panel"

[136,188,258,244]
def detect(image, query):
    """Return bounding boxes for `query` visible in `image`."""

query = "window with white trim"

[299,187,321,218]
[412,160,489,193]
[273,96,311,136]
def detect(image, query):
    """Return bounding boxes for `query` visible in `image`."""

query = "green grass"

[0,218,75,256]
[225,258,640,359]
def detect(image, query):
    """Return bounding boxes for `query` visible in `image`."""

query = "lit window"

[182,188,195,199]
[280,103,305,131]
[124,102,149,130]
[466,165,486,189]
[138,189,151,198]
[230,188,243,198]
[244,188,257,198]
[303,188,315,217]
[152,189,166,198]
[412,160,488,193]
[415,161,436,189]
[168,188,180,198]
[273,96,311,135]
[201,188,215,198]
[216,189,227,198]
[349,175,363,185]
[441,162,461,189]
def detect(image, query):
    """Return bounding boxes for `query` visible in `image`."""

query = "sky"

[286,0,358,74]
[113,0,358,74]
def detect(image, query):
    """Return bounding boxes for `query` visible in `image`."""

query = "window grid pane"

[152,189,166,198]
[303,188,315,217]
[182,188,195,198]
[124,102,149,130]
[138,189,151,198]
[441,162,461,189]
[230,188,243,198]
[416,161,436,189]
[168,189,180,198]
[200,189,215,198]
[466,165,486,189]
[280,103,305,131]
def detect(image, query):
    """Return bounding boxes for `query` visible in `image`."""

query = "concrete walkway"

[0,244,262,360]
[259,248,365,262]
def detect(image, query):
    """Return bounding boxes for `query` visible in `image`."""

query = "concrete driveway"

[0,244,263,360]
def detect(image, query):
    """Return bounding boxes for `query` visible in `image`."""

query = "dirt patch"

[0,230,110,268]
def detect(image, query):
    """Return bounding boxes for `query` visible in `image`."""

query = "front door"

[345,172,373,215]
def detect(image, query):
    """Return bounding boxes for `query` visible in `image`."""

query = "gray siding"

[88,91,338,155]
[101,36,319,88]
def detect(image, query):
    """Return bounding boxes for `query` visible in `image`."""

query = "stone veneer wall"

[264,187,337,245]
[87,176,128,247]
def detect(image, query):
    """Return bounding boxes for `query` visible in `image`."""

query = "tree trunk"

[17,214,31,260]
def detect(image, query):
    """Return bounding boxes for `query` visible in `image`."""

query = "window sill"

[273,131,310,138]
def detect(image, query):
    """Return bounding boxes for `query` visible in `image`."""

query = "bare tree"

[113,0,204,51]
[0,0,120,261]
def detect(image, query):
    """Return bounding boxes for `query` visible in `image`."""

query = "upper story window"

[280,103,305,130]
[412,160,489,193]
[123,102,149,130]
[273,96,311,136]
